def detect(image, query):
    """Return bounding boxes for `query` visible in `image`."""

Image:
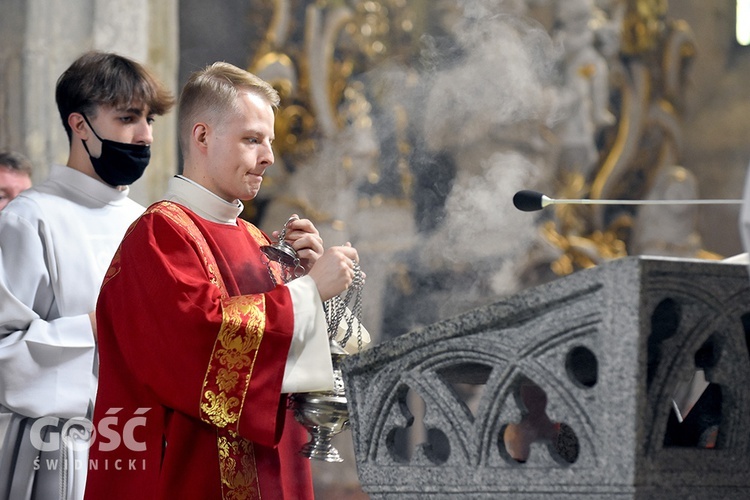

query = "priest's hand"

[307,243,360,301]
[278,215,324,272]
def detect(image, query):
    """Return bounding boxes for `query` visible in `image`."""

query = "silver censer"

[288,340,350,462]
[260,216,364,463]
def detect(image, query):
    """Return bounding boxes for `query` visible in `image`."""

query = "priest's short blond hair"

[178,62,280,157]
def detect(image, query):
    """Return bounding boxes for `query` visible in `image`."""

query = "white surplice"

[0,165,145,500]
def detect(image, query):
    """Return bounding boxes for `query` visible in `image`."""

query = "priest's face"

[203,91,275,202]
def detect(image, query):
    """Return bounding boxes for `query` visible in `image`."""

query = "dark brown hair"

[56,51,175,140]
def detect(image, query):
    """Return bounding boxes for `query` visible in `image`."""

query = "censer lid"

[261,241,298,268]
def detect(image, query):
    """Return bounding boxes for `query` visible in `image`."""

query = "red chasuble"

[84,201,314,500]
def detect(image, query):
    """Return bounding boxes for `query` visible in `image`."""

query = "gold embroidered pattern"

[200,295,265,430]
[240,219,270,247]
[216,368,240,393]
[200,391,242,428]
[144,201,261,499]
[101,246,122,288]
[147,201,229,297]
[218,430,260,500]
[101,216,143,288]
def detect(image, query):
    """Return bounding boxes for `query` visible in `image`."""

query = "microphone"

[512,190,743,212]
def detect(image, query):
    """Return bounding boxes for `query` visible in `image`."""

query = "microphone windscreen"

[513,190,545,212]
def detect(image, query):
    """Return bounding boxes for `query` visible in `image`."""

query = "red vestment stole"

[85,201,313,500]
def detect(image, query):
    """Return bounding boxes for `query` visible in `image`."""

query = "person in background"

[0,150,33,211]
[85,62,360,499]
[0,51,174,500]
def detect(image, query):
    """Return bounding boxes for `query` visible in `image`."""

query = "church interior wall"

[2,1,750,497]
[667,0,750,257]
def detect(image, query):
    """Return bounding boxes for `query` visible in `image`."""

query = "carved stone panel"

[343,256,750,499]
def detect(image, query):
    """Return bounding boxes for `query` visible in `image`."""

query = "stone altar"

[342,256,750,499]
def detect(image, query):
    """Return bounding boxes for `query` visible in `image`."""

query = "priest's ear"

[191,123,209,153]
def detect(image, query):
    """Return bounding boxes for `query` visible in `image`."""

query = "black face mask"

[81,114,151,186]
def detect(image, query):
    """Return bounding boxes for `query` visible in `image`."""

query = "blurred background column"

[0,0,178,206]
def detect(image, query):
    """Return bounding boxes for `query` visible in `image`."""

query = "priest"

[84,62,360,499]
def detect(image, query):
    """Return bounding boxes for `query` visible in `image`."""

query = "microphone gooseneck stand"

[512,190,743,212]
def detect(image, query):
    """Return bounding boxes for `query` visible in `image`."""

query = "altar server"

[0,51,174,500]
